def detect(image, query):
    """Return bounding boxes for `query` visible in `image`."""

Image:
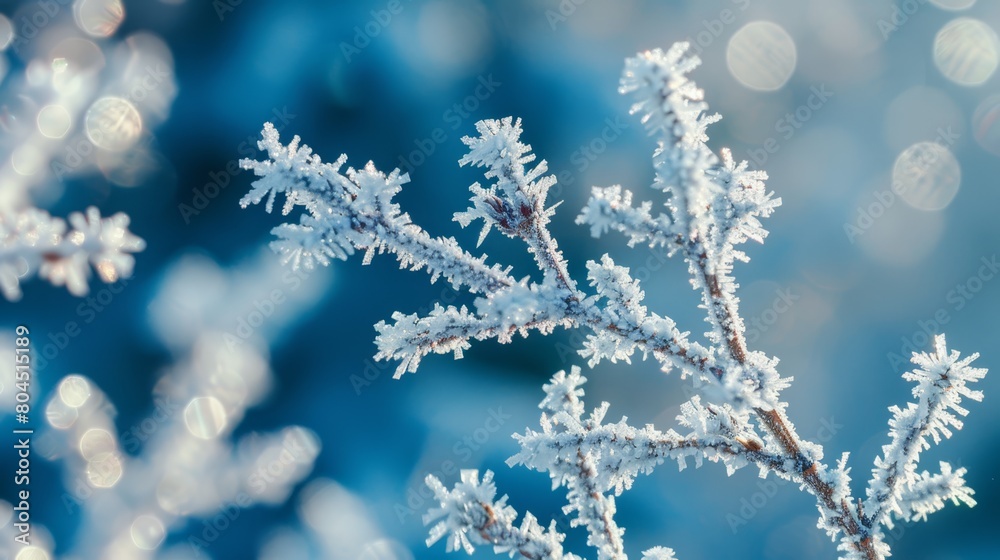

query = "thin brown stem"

[695,263,881,559]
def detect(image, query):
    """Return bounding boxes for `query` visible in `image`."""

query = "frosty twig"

[240,42,986,560]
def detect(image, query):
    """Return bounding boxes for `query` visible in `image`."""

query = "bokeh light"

[58,374,91,407]
[14,546,50,560]
[11,145,44,176]
[972,94,1000,155]
[0,14,12,51]
[79,428,117,460]
[50,37,106,75]
[298,479,382,556]
[1,1,997,558]
[183,396,228,439]
[129,514,166,551]
[86,451,124,488]
[84,96,142,151]
[727,21,797,91]
[892,141,962,211]
[933,18,999,86]
[929,0,977,10]
[74,0,125,38]
[155,475,192,515]
[45,398,80,430]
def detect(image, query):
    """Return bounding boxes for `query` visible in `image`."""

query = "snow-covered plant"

[0,250,326,558]
[0,1,176,299]
[256,477,418,560]
[0,206,144,300]
[238,43,987,560]
[0,334,320,559]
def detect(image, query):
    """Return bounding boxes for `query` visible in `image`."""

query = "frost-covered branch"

[425,469,584,560]
[241,120,710,383]
[374,298,571,376]
[427,371,706,560]
[424,467,678,560]
[457,117,578,297]
[603,45,889,559]
[519,369,626,560]
[239,125,514,294]
[611,45,783,408]
[0,207,144,300]
[239,41,987,560]
[505,372,784,560]
[509,369,786,497]
[864,335,984,530]
[576,186,678,250]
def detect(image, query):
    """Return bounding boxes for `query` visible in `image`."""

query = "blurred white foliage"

[0,332,320,559]
[256,478,413,560]
[0,1,177,300]
[0,248,331,558]
[147,249,333,353]
[0,205,144,299]
[239,43,987,560]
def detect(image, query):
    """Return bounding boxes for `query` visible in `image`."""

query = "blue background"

[1,0,998,558]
